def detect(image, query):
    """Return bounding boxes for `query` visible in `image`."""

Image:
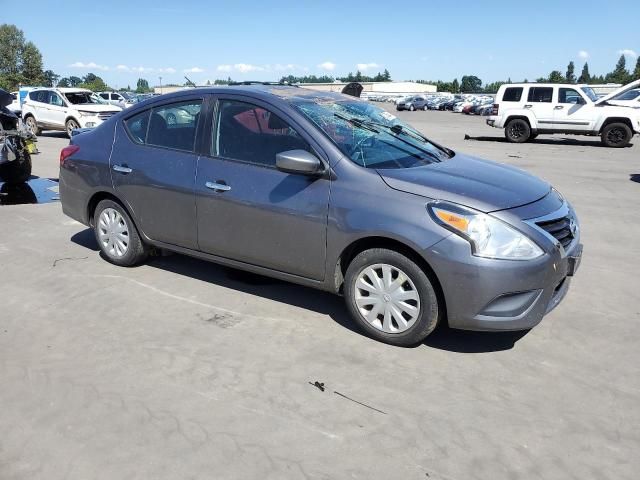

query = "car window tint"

[528,87,553,103]
[50,93,64,106]
[214,100,310,166]
[558,88,582,104]
[124,110,151,144]
[502,87,523,102]
[99,93,109,99]
[147,100,202,152]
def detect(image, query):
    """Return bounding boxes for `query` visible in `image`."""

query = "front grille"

[97,111,116,120]
[536,215,575,248]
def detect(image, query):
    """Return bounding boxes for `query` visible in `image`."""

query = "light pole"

[159,76,163,94]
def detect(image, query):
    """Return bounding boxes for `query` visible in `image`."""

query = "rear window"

[502,87,523,102]
[528,87,553,103]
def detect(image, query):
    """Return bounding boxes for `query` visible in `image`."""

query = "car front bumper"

[424,214,582,331]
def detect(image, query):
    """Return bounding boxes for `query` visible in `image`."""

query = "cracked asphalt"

[1,108,639,479]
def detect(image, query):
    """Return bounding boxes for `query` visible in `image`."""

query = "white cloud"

[356,62,380,71]
[70,61,109,71]
[217,64,233,72]
[158,67,176,74]
[578,50,589,60]
[216,63,264,73]
[618,49,638,58]
[273,63,296,71]
[184,67,205,73]
[116,64,129,71]
[318,61,336,71]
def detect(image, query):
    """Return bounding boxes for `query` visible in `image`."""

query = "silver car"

[59,85,582,346]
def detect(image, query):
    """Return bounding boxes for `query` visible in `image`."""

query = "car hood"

[594,79,640,105]
[377,153,550,213]
[72,104,121,112]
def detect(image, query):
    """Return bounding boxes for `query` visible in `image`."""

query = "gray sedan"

[59,85,582,346]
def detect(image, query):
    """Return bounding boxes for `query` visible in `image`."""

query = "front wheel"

[65,118,80,138]
[344,248,440,346]
[505,118,531,143]
[601,122,632,148]
[93,199,148,267]
[409,105,415,111]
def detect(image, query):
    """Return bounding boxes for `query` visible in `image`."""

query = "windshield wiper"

[333,113,379,134]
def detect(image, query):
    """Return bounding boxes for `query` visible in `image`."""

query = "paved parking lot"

[1,108,639,480]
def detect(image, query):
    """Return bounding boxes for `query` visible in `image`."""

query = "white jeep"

[22,88,121,138]
[486,80,640,147]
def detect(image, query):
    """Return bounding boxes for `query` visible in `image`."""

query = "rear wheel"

[600,122,632,148]
[505,118,531,143]
[25,116,40,136]
[344,248,440,346]
[409,105,415,111]
[93,199,148,267]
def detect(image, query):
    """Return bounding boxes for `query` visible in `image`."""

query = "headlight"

[77,110,95,117]
[428,202,544,260]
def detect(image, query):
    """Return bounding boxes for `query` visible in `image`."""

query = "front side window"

[64,92,107,105]
[293,100,451,169]
[214,100,309,166]
[502,87,523,102]
[50,93,64,107]
[528,87,553,103]
[99,93,110,100]
[147,100,202,151]
[558,88,583,104]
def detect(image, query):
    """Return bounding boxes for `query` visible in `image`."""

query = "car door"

[47,91,68,127]
[553,87,595,131]
[195,96,330,280]
[110,96,205,249]
[525,86,555,128]
[30,90,53,124]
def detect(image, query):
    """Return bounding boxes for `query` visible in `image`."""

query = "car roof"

[30,87,93,93]
[500,83,590,88]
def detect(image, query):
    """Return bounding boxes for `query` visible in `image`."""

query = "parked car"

[487,81,640,147]
[22,88,122,137]
[607,88,640,108]
[59,85,582,346]
[396,96,428,111]
[0,89,32,184]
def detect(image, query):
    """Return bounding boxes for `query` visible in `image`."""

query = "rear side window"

[29,90,50,103]
[214,100,310,166]
[124,110,150,144]
[99,93,109,99]
[528,87,553,103]
[502,87,523,102]
[147,100,202,152]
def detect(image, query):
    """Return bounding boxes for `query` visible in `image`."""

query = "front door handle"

[112,165,133,174]
[524,104,533,109]
[554,105,564,110]
[205,181,231,192]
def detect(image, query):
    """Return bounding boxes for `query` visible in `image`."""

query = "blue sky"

[4,0,639,88]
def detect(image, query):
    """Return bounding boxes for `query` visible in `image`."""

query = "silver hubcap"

[98,208,129,257]
[354,263,421,333]
[67,121,78,135]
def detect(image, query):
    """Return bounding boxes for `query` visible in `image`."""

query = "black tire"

[409,105,415,111]
[93,199,148,267]
[24,115,40,136]
[0,151,31,184]
[529,133,538,140]
[504,118,531,143]
[344,248,440,347]
[65,118,80,138]
[423,105,428,111]
[600,122,632,148]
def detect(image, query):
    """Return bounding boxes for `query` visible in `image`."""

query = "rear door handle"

[112,165,133,174]
[554,105,564,110]
[205,181,231,192]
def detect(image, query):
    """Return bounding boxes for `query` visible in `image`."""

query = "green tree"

[547,70,565,83]
[451,78,459,93]
[484,81,505,94]
[578,62,591,83]
[565,61,576,83]
[606,55,630,84]
[42,69,59,87]
[632,57,640,80]
[57,77,70,87]
[382,69,391,81]
[79,72,109,92]
[136,78,150,93]
[68,76,82,87]
[0,24,45,89]
[460,75,482,92]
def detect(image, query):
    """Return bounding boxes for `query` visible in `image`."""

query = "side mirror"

[276,149,323,175]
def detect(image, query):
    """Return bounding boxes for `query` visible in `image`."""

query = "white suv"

[487,80,640,147]
[22,88,121,137]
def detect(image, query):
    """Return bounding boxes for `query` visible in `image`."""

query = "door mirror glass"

[276,149,322,175]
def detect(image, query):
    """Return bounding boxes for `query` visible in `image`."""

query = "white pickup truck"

[486,80,640,147]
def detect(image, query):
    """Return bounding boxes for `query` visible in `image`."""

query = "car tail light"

[60,145,80,165]
[491,104,499,115]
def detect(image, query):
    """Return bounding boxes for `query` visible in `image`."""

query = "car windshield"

[64,92,107,105]
[615,89,640,101]
[293,100,452,169]
[580,87,598,102]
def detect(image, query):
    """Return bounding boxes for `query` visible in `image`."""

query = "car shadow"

[630,174,640,183]
[464,134,633,148]
[71,228,527,352]
[38,131,69,139]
